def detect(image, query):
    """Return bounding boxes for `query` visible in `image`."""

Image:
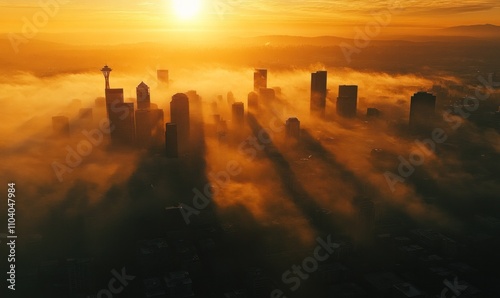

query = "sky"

[1,0,499,43]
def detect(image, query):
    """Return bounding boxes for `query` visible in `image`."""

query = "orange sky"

[1,0,499,43]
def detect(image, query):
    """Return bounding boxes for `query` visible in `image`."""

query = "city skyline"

[1,1,500,297]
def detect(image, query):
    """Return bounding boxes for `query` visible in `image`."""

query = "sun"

[171,0,202,20]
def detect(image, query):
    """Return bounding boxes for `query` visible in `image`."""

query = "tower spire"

[100,65,112,89]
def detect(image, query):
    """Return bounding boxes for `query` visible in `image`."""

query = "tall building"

[136,81,151,110]
[52,116,70,137]
[105,88,124,110]
[135,108,165,148]
[259,88,275,104]
[105,88,135,146]
[170,93,190,152]
[165,123,178,158]
[157,69,169,86]
[311,71,328,117]
[409,92,436,130]
[248,92,259,112]
[113,103,136,146]
[254,69,268,91]
[232,102,245,127]
[286,117,301,139]
[337,85,358,118]
[186,90,202,123]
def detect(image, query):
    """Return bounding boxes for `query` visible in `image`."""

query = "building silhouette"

[170,93,190,153]
[254,69,268,91]
[105,88,136,146]
[165,123,178,158]
[259,88,275,105]
[248,92,259,112]
[409,92,436,130]
[337,85,358,118]
[367,108,381,118]
[136,109,165,148]
[136,81,151,110]
[286,117,301,140]
[52,116,70,137]
[116,103,136,145]
[104,88,124,112]
[232,102,245,127]
[100,65,112,89]
[186,90,202,123]
[311,71,328,117]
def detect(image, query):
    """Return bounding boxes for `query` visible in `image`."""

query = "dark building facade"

[170,93,190,152]
[136,81,151,110]
[248,92,259,112]
[409,92,436,130]
[311,71,328,117]
[136,109,165,148]
[232,102,245,127]
[105,88,136,146]
[286,117,301,140]
[337,85,358,118]
[254,69,268,92]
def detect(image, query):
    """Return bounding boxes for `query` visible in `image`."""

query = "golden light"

[171,0,202,20]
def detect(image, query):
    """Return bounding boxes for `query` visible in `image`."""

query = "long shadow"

[247,113,342,235]
[299,129,383,200]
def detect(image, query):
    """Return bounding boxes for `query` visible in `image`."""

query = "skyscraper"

[105,88,135,146]
[135,108,165,148]
[286,117,301,140]
[254,69,267,91]
[232,102,245,127]
[409,92,436,130]
[337,85,358,118]
[170,93,190,152]
[248,92,259,112]
[259,88,275,104]
[136,81,151,110]
[165,123,178,158]
[113,102,136,146]
[105,88,124,110]
[186,90,202,123]
[311,71,328,117]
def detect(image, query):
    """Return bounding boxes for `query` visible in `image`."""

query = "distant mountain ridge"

[440,24,500,37]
